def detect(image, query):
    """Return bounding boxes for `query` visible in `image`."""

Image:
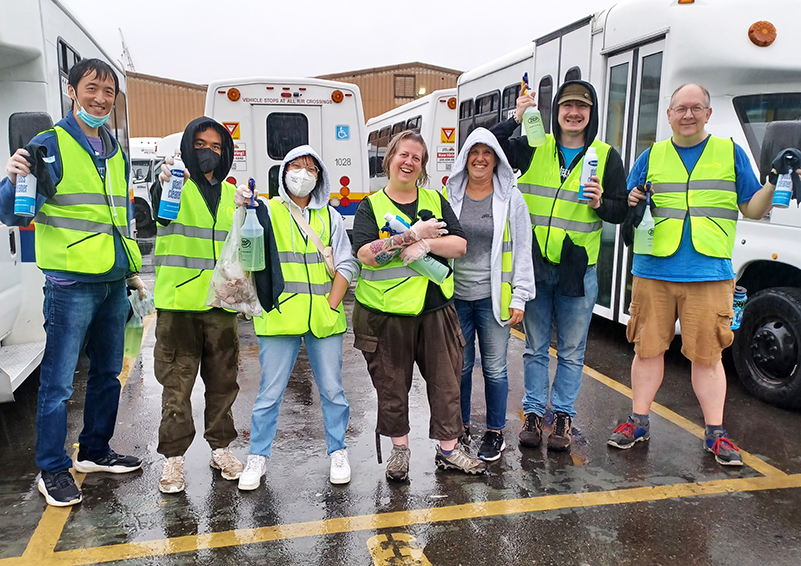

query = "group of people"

[0,58,787,508]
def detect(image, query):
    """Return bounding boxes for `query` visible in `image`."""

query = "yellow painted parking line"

[2,473,799,566]
[367,533,432,565]
[509,328,787,478]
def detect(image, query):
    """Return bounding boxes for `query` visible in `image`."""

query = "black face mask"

[196,147,221,174]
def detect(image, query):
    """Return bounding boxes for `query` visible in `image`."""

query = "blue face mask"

[75,102,111,128]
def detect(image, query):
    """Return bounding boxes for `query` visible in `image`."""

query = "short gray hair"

[669,84,711,108]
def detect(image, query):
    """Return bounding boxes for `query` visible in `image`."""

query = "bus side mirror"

[8,112,54,156]
[760,120,801,183]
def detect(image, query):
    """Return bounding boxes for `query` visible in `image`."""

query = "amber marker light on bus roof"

[749,21,777,47]
[332,90,344,103]
[448,97,457,110]
[227,88,240,101]
[677,0,694,4]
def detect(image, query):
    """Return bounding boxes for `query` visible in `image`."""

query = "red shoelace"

[709,436,740,454]
[613,422,637,437]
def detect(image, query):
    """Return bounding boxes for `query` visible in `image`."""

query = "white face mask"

[285,168,317,197]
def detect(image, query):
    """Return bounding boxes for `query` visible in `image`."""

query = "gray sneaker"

[385,444,411,482]
[435,444,487,475]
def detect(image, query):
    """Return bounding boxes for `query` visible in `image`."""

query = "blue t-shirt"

[628,137,761,282]
[559,145,582,179]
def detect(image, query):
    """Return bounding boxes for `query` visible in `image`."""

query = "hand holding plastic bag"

[206,207,263,316]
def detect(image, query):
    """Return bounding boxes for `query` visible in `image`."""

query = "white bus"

[130,137,162,236]
[366,88,458,192]
[0,0,132,401]
[456,0,801,408]
[205,78,368,232]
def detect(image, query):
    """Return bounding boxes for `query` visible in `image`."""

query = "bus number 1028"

[335,158,351,167]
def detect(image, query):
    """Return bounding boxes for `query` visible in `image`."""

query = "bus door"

[599,39,665,323]
[252,105,322,198]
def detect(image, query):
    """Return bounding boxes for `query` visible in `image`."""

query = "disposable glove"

[158,156,190,186]
[409,218,447,241]
[400,239,431,265]
[126,274,146,300]
[234,184,258,207]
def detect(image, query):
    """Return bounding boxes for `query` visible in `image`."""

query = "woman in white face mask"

[233,145,359,490]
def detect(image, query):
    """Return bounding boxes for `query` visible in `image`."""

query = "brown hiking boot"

[434,444,487,475]
[519,413,543,447]
[385,444,411,482]
[547,412,573,452]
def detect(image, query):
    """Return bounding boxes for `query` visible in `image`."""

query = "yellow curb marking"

[367,533,432,565]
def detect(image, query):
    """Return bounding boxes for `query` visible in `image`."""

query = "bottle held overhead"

[521,73,546,148]
[158,154,185,221]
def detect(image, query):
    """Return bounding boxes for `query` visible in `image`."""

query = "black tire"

[134,199,154,238]
[732,287,801,410]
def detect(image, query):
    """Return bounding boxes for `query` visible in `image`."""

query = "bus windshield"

[733,93,801,160]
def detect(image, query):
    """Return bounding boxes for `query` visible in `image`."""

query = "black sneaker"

[547,412,573,452]
[519,413,543,448]
[74,451,142,474]
[478,431,506,462]
[38,470,82,507]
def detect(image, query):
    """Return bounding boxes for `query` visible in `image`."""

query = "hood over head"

[179,117,234,183]
[278,145,331,210]
[445,127,516,203]
[551,79,599,153]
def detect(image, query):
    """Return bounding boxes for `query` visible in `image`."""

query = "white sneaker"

[329,449,351,485]
[210,447,244,480]
[238,454,267,491]
[159,456,185,494]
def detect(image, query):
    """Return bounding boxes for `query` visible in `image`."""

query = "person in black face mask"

[148,117,243,494]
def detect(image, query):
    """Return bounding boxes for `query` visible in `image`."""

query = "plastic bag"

[206,206,263,316]
[124,291,145,358]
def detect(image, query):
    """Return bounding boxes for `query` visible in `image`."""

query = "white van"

[130,137,162,236]
[205,78,368,232]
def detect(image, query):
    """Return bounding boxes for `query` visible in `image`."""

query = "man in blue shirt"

[607,84,777,465]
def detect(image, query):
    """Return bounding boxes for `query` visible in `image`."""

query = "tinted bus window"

[474,91,500,131]
[266,113,308,160]
[376,126,391,176]
[406,115,422,131]
[538,75,553,133]
[564,66,581,82]
[392,122,405,137]
[368,131,379,177]
[458,99,474,151]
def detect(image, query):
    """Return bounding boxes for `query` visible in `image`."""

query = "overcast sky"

[61,0,619,84]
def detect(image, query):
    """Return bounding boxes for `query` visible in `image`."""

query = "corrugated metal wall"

[127,72,207,138]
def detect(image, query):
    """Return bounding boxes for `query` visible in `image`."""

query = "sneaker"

[705,430,743,466]
[73,451,142,474]
[159,456,185,494]
[519,413,543,448]
[478,431,506,462]
[238,454,268,490]
[210,447,244,480]
[38,470,82,507]
[608,420,650,449]
[329,449,351,485]
[547,412,573,452]
[385,444,411,482]
[458,425,472,450]
[435,443,487,475]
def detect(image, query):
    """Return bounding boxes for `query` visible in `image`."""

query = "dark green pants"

[154,309,239,457]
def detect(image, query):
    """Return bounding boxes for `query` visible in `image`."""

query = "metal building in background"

[127,71,206,137]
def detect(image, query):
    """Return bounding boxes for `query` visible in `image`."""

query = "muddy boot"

[385,444,411,482]
[547,412,573,452]
[434,444,487,475]
[519,413,543,448]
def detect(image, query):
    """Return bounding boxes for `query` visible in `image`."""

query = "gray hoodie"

[446,128,535,325]
[259,145,359,283]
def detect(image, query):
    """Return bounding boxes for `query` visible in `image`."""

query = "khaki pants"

[154,309,240,457]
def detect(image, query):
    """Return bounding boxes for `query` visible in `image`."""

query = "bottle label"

[14,174,37,217]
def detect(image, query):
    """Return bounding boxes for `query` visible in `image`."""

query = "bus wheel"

[733,287,801,410]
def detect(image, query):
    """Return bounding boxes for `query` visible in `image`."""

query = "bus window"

[634,52,663,159]
[57,38,81,119]
[605,62,629,157]
[502,84,521,137]
[111,90,129,157]
[538,76,553,134]
[406,115,422,131]
[269,165,281,198]
[458,99,474,150]
[564,66,581,82]
[377,126,391,176]
[266,113,309,160]
[368,131,379,177]
[733,93,801,164]
[474,91,500,131]
[392,122,405,137]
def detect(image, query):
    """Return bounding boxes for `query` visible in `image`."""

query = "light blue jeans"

[455,297,511,431]
[249,333,349,458]
[522,264,598,417]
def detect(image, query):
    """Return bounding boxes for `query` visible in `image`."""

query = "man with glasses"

[608,84,778,465]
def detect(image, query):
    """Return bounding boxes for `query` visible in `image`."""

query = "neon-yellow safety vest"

[253,199,346,338]
[646,136,738,258]
[34,126,142,274]
[355,187,453,316]
[154,179,236,311]
[516,135,610,264]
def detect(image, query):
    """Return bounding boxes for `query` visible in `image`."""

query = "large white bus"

[366,88,458,192]
[205,78,368,232]
[0,0,132,401]
[456,0,801,408]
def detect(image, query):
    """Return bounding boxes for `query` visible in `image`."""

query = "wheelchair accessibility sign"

[336,125,350,141]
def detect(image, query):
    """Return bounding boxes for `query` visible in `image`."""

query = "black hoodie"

[150,116,235,225]
[489,79,628,225]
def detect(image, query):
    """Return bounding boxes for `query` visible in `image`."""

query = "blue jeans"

[36,279,128,472]
[455,297,511,431]
[522,264,598,418]
[250,333,349,458]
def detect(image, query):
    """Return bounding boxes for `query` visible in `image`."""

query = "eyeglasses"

[670,105,708,116]
[287,162,319,175]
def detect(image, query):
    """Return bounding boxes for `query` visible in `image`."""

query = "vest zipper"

[99,154,137,272]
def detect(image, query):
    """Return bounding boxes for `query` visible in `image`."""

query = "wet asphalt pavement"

[1,238,800,565]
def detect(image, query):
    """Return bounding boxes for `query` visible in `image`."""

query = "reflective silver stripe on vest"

[501,271,512,283]
[158,223,229,240]
[530,214,602,233]
[518,183,583,203]
[35,212,115,235]
[49,193,129,208]
[688,180,737,192]
[502,241,512,253]
[154,255,216,270]
[277,251,323,264]
[651,183,686,194]
[283,280,332,296]
[653,208,686,220]
[689,207,739,221]
[360,266,420,281]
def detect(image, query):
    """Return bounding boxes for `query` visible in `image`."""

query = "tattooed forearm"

[375,251,396,265]
[368,230,416,264]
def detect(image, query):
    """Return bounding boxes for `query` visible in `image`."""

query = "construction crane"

[119,28,135,72]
